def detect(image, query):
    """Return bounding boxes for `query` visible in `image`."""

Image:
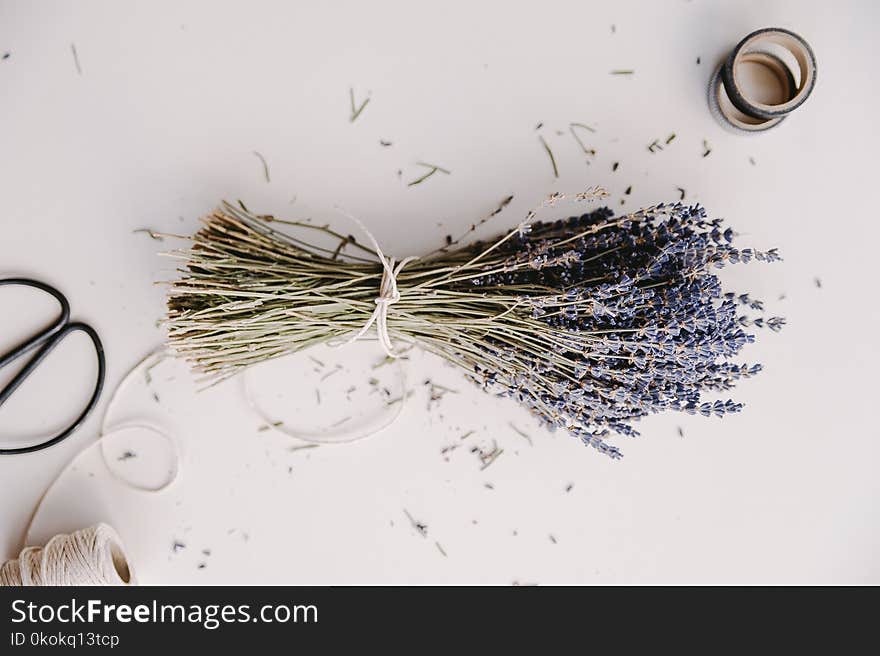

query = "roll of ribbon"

[709,50,798,134]
[0,524,135,586]
[722,27,816,120]
[710,27,816,133]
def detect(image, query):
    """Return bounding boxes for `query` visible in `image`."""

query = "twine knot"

[331,208,418,358]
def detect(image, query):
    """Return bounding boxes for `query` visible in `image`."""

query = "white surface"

[1,0,878,584]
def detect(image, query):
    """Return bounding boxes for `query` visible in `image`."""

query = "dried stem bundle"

[165,199,782,457]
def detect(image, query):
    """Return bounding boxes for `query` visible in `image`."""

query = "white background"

[1,0,878,584]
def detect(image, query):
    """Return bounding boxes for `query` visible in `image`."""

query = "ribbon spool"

[709,27,816,134]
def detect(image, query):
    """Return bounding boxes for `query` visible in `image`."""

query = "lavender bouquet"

[165,199,782,458]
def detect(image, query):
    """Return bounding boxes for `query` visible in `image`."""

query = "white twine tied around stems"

[329,209,418,358]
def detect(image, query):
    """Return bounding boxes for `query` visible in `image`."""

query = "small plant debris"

[677,187,686,201]
[253,151,270,183]
[476,440,503,470]
[610,70,634,75]
[425,379,458,408]
[569,123,597,154]
[133,228,163,241]
[386,389,415,406]
[257,421,283,432]
[320,365,342,381]
[349,88,370,122]
[612,161,619,172]
[509,422,532,446]
[288,444,319,453]
[434,541,447,557]
[489,195,514,218]
[539,135,559,178]
[379,140,392,147]
[143,355,166,385]
[172,540,186,553]
[372,355,395,370]
[408,162,450,187]
[403,509,428,537]
[117,450,137,462]
[702,139,712,157]
[70,43,82,75]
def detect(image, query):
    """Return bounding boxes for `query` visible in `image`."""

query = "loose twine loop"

[0,524,135,586]
[328,209,418,358]
[0,353,179,587]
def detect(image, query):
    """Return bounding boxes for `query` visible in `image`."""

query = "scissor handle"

[0,279,106,456]
[0,278,70,370]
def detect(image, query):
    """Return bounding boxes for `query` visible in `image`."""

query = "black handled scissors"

[0,278,105,455]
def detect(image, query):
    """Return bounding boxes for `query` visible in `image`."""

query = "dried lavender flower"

[165,200,782,458]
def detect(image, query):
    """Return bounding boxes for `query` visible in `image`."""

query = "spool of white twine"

[0,524,135,586]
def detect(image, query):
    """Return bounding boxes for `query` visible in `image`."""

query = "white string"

[9,348,179,586]
[328,208,418,358]
[240,340,408,444]
[0,524,135,586]
[100,348,180,492]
